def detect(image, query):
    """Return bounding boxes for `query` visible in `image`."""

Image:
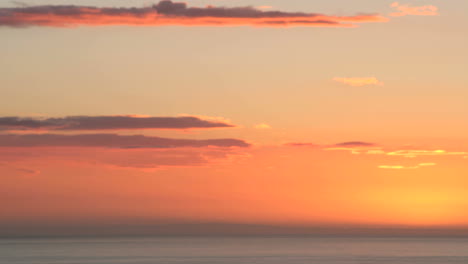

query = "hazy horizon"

[1,0,468,243]
[4,220,468,238]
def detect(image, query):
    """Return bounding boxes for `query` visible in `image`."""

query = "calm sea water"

[1,236,468,264]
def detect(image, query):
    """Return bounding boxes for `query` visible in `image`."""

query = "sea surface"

[1,236,468,264]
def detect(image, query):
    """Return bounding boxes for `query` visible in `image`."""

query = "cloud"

[254,123,272,129]
[0,114,250,171]
[0,0,388,28]
[285,141,376,150]
[0,161,41,175]
[285,141,378,155]
[284,142,318,147]
[325,142,379,154]
[390,2,439,17]
[286,142,467,160]
[0,115,234,131]
[257,6,273,10]
[334,141,376,148]
[15,167,41,175]
[0,146,248,171]
[386,149,467,158]
[378,165,408,170]
[378,163,436,170]
[0,133,250,148]
[99,148,248,170]
[333,77,383,87]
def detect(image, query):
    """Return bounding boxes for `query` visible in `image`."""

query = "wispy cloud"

[390,2,439,17]
[386,149,467,158]
[379,163,436,170]
[285,141,378,155]
[324,142,379,154]
[0,146,248,171]
[0,0,388,28]
[333,77,383,87]
[285,141,467,159]
[285,141,376,149]
[0,115,235,131]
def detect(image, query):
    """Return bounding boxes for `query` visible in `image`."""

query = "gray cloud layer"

[0,116,234,131]
[0,133,250,148]
[334,141,376,147]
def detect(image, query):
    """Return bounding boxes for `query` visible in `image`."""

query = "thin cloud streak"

[0,115,235,131]
[284,142,318,147]
[285,141,376,149]
[379,163,437,170]
[386,149,467,158]
[0,0,388,28]
[0,161,41,175]
[335,141,376,148]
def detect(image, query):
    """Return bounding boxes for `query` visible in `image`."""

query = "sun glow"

[366,189,466,226]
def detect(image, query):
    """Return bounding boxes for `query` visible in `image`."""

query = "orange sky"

[1,0,467,236]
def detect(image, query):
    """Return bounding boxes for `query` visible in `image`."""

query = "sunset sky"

[1,0,468,236]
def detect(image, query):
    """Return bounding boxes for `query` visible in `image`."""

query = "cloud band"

[0,1,388,28]
[0,115,234,131]
[0,133,250,148]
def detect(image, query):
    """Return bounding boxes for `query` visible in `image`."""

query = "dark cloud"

[334,141,377,147]
[0,133,250,148]
[0,115,234,131]
[152,1,314,18]
[0,0,388,28]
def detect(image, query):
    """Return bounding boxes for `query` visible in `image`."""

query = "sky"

[1,0,468,236]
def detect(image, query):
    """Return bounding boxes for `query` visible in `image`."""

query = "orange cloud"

[0,1,388,28]
[333,77,383,87]
[257,6,273,10]
[254,123,272,129]
[390,2,439,17]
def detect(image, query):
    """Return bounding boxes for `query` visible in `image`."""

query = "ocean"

[1,236,468,264]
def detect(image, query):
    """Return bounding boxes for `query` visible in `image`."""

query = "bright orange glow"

[364,189,467,226]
